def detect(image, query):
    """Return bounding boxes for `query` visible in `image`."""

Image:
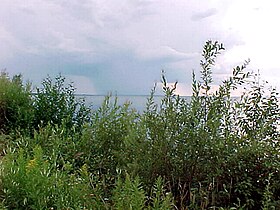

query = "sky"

[1,0,280,95]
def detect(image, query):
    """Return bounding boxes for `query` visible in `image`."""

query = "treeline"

[0,41,279,209]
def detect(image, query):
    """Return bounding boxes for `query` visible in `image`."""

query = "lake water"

[77,94,280,115]
[77,95,191,112]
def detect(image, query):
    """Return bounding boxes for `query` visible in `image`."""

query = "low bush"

[0,145,100,209]
[33,74,91,133]
[112,175,174,210]
[0,72,33,134]
[76,96,139,197]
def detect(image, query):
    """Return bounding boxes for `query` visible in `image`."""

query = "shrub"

[124,41,280,209]
[113,174,146,210]
[33,74,90,133]
[0,71,33,134]
[0,145,99,209]
[78,96,139,196]
[112,175,174,210]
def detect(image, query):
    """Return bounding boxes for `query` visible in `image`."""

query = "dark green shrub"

[124,41,280,209]
[77,96,138,196]
[33,74,90,133]
[0,71,33,134]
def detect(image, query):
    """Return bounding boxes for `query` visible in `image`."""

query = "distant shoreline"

[31,92,191,97]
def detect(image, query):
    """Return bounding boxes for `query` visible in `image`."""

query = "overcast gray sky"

[1,0,279,95]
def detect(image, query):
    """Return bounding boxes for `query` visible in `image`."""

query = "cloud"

[0,0,233,95]
[0,26,22,62]
[191,8,218,21]
[135,46,198,62]
[1,0,278,95]
[66,75,97,94]
[155,82,192,96]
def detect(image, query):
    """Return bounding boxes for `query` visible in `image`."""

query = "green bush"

[113,174,146,210]
[123,41,280,209]
[0,71,33,134]
[0,145,99,209]
[77,96,138,196]
[33,74,90,133]
[112,175,174,210]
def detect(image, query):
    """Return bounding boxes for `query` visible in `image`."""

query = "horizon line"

[31,92,192,97]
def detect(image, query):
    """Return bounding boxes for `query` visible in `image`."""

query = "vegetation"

[0,41,279,209]
[0,72,33,134]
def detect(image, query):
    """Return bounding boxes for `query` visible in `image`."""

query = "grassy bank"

[0,41,279,209]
